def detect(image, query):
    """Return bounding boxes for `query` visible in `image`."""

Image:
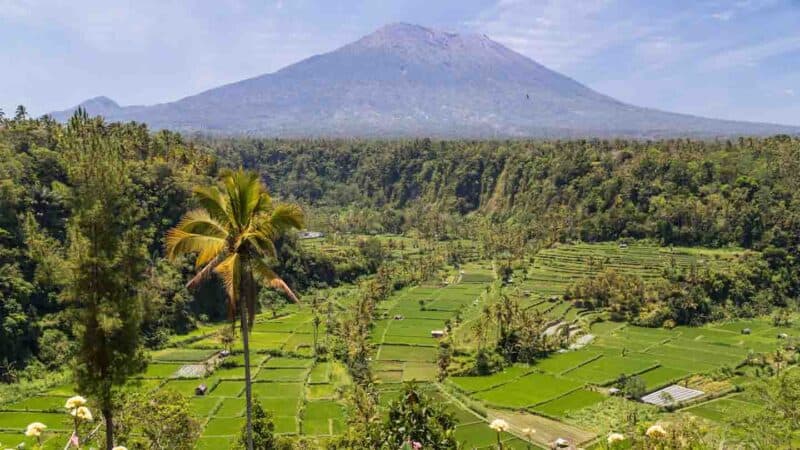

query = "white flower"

[522,427,536,436]
[489,418,509,432]
[25,422,46,437]
[64,395,87,410]
[71,406,93,422]
[112,447,128,450]
[646,424,667,438]
[607,432,625,444]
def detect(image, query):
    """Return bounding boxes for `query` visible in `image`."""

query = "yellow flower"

[607,432,625,444]
[646,424,667,438]
[65,395,87,410]
[522,427,536,436]
[112,447,128,450]
[72,406,93,422]
[489,418,509,432]
[25,422,47,437]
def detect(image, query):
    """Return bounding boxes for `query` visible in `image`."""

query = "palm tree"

[166,169,304,450]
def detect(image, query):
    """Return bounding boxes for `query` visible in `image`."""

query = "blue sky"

[2,0,798,125]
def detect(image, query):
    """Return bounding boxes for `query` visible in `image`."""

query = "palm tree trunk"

[240,296,254,450]
[103,407,113,450]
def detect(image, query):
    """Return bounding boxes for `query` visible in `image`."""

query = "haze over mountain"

[51,23,799,138]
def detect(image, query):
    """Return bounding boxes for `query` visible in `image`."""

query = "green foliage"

[381,383,458,449]
[488,288,553,364]
[472,348,505,376]
[165,168,304,450]
[62,110,151,447]
[115,389,202,450]
[235,400,293,450]
[567,251,790,327]
[0,109,214,374]
[616,374,647,399]
[566,269,651,321]
[731,369,800,447]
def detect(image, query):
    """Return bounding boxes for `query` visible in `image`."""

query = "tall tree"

[166,169,303,450]
[14,105,27,120]
[62,111,149,450]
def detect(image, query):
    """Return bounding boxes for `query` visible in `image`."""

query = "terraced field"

[0,310,350,449]
[371,264,494,383]
[0,241,790,449]
[521,242,743,299]
[440,244,787,444]
[449,317,792,426]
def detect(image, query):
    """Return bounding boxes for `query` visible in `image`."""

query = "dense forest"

[0,112,383,380]
[206,136,800,248]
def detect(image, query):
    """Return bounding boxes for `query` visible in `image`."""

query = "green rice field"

[2,241,794,449]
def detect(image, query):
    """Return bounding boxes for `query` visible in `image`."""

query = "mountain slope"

[51,23,799,138]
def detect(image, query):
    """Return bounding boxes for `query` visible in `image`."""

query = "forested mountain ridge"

[210,135,800,248]
[50,23,800,138]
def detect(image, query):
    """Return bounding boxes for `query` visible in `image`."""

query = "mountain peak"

[80,96,120,109]
[353,22,492,51]
[374,22,433,36]
[49,23,800,138]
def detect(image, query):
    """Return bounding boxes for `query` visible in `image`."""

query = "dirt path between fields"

[486,407,596,449]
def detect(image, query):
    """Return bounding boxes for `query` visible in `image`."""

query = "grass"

[159,378,211,396]
[453,422,521,448]
[450,366,532,393]
[307,383,338,400]
[475,373,583,408]
[203,417,243,436]
[303,401,345,435]
[215,398,245,417]
[209,381,244,397]
[235,332,291,351]
[402,363,438,382]
[255,368,309,382]
[0,412,69,431]
[138,362,183,378]
[309,362,331,384]
[378,345,437,362]
[195,436,233,450]
[273,416,298,434]
[189,397,222,417]
[562,355,659,385]
[260,397,300,415]
[638,366,690,390]
[534,351,599,375]
[151,348,216,362]
[251,382,303,398]
[531,389,605,417]
[686,395,762,422]
[4,395,69,412]
[263,357,314,368]
[383,335,438,346]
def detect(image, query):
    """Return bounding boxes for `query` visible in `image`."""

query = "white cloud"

[464,0,687,71]
[464,0,614,69]
[709,0,782,22]
[711,11,734,21]
[703,35,800,70]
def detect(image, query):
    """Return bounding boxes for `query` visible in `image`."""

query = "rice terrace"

[2,233,798,449]
[2,2,800,449]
